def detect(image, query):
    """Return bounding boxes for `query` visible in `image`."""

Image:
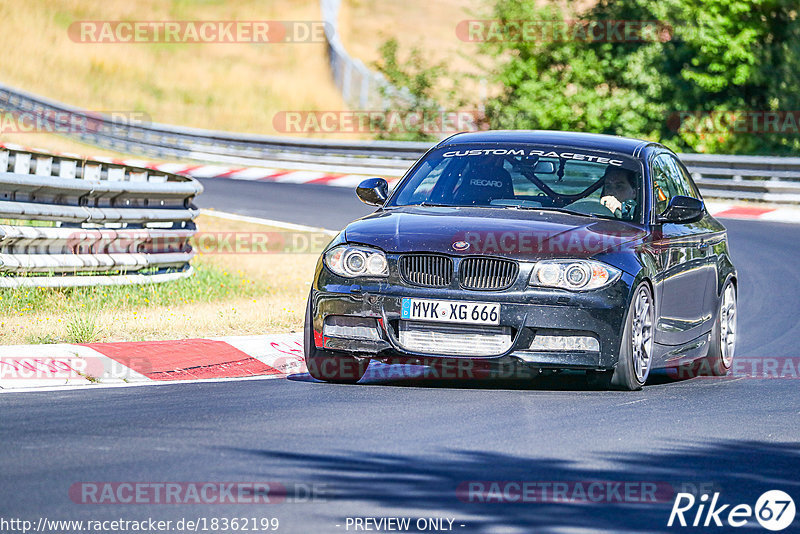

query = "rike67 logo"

[668,490,796,531]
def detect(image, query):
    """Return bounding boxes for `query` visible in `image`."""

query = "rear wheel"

[588,282,654,391]
[304,292,368,384]
[703,280,737,376]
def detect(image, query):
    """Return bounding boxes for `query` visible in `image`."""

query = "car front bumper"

[311,269,635,372]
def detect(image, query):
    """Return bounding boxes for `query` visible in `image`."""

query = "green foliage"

[372,38,467,141]
[64,312,103,343]
[481,0,800,154]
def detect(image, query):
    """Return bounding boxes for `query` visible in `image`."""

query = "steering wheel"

[567,199,615,217]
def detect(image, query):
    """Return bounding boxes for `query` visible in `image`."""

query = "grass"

[0,219,57,227]
[0,132,138,162]
[0,0,345,137]
[340,0,483,79]
[0,213,325,345]
[0,262,256,316]
[0,0,488,159]
[64,312,102,343]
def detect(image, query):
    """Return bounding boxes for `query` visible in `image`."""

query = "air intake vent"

[398,321,513,356]
[399,255,453,287]
[459,257,518,290]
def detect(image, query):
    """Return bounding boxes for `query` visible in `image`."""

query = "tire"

[588,281,655,391]
[303,292,368,384]
[702,280,737,376]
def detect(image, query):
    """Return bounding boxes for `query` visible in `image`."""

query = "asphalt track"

[1,178,799,533]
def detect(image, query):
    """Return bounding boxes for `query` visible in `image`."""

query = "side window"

[651,154,681,215]
[666,155,702,200]
[394,160,435,204]
[395,158,459,204]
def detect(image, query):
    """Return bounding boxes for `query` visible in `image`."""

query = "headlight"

[529,260,620,290]
[324,245,388,278]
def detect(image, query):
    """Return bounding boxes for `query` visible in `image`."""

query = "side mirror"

[356,178,389,207]
[657,195,705,223]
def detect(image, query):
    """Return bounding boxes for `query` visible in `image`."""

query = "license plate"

[400,298,501,325]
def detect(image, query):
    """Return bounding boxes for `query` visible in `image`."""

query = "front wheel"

[589,282,655,391]
[304,292,368,384]
[703,280,737,376]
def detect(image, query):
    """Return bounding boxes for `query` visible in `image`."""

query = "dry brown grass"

[338,0,488,108]
[0,0,344,136]
[0,213,322,344]
[0,0,490,153]
[339,0,485,76]
[0,132,133,159]
[0,0,502,160]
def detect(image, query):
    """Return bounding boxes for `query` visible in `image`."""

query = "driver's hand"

[600,195,622,213]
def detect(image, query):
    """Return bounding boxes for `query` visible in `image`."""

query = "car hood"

[343,206,647,260]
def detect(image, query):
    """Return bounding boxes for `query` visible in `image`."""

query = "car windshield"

[388,144,644,222]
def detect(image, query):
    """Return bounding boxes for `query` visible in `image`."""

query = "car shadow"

[288,370,601,391]
[288,360,707,391]
[223,440,800,533]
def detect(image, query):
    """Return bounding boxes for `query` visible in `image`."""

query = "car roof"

[438,130,655,157]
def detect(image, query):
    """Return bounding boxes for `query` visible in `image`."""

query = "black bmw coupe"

[304,131,737,390]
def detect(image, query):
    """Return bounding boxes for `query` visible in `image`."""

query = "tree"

[372,38,468,142]
[481,0,800,154]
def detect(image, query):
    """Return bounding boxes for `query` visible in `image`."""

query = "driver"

[600,167,638,220]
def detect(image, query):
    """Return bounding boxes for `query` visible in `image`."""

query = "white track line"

[200,209,337,234]
[0,373,287,393]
